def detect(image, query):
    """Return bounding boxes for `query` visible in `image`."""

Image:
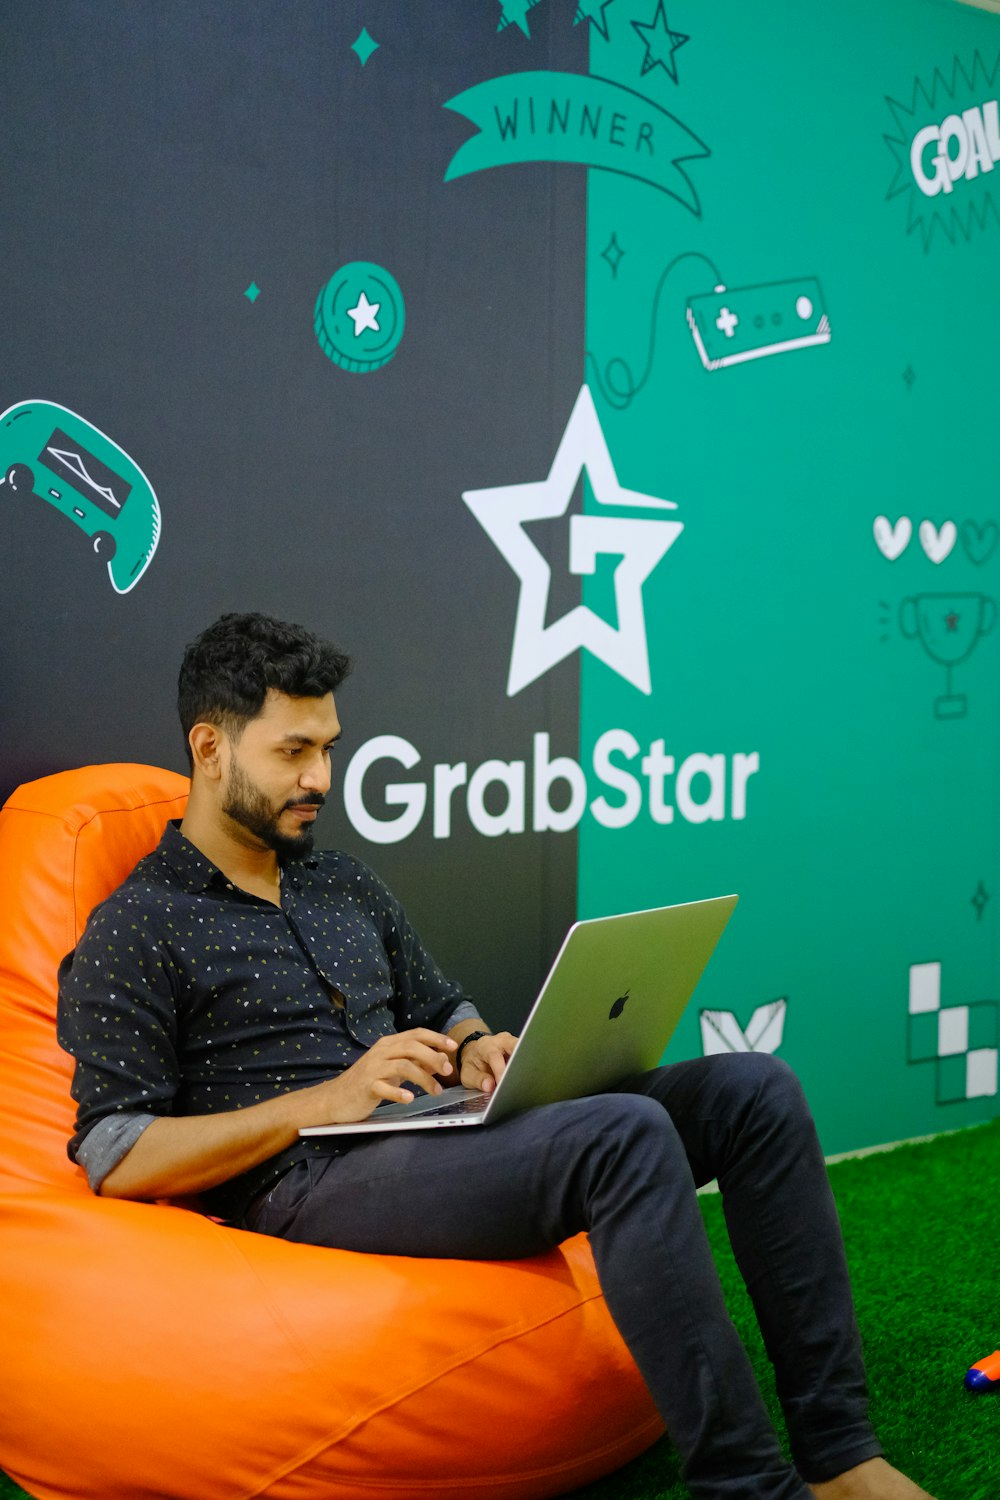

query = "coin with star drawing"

[313,261,406,373]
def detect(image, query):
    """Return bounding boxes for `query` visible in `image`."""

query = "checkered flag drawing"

[908,961,999,1103]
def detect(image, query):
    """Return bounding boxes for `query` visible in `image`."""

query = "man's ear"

[188,722,225,781]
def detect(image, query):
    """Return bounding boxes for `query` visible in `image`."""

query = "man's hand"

[99,1029,459,1200]
[302,1029,459,1124]
[458,1032,518,1094]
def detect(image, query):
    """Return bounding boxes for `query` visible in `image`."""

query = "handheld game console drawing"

[686,278,831,371]
[0,400,161,593]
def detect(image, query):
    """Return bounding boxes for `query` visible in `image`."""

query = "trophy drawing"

[899,592,996,719]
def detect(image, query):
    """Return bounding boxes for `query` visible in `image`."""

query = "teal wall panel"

[580,0,1000,1150]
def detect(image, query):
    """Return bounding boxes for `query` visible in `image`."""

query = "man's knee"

[586,1091,679,1162]
[577,1092,686,1213]
[713,1051,813,1128]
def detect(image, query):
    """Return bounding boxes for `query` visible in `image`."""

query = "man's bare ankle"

[809,1456,936,1499]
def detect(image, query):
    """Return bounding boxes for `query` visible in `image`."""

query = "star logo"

[463,386,683,696]
[347,291,381,337]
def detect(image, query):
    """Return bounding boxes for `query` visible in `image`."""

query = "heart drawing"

[919,519,957,564]
[873,515,912,560]
[961,520,999,566]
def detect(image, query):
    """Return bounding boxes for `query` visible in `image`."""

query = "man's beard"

[222,758,324,860]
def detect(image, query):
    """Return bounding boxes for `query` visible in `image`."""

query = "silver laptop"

[299,893,738,1138]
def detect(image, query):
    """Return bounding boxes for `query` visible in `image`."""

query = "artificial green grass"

[571,1118,1000,1500]
[2,1119,997,1500]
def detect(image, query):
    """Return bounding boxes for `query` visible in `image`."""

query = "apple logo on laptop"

[608,990,630,1020]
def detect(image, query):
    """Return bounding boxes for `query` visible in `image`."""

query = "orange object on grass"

[0,764,663,1500]
[965,1349,1000,1391]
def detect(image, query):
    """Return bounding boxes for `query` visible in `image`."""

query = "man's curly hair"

[177,612,351,769]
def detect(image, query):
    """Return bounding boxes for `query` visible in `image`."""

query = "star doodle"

[600,232,625,276]
[351,28,379,66]
[497,0,543,38]
[944,610,960,633]
[574,0,616,40]
[347,291,381,337]
[632,1,689,83]
[463,386,683,696]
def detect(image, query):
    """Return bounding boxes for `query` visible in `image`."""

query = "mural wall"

[2,0,999,1155]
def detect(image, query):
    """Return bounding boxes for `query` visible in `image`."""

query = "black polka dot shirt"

[56,820,479,1219]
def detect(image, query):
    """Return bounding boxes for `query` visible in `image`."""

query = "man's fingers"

[378,1037,454,1077]
[407,1044,454,1079]
[464,1034,519,1092]
[371,1079,416,1105]
[370,1058,446,1100]
[377,1032,456,1077]
[391,1063,446,1097]
[402,1029,459,1053]
[482,1044,509,1085]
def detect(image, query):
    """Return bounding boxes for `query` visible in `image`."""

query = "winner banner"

[443,70,710,213]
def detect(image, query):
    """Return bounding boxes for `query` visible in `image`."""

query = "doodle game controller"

[686,277,831,371]
[0,400,160,593]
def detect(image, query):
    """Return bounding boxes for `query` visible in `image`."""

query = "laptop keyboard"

[414,1094,490,1119]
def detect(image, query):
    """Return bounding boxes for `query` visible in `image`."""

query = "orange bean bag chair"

[0,764,662,1500]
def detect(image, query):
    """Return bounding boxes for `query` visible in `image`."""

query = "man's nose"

[300,755,332,794]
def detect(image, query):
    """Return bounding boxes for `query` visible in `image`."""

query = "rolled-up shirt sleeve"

[74,1112,159,1190]
[442,1000,482,1031]
[56,894,182,1174]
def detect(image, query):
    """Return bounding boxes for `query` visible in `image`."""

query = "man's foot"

[809,1457,936,1500]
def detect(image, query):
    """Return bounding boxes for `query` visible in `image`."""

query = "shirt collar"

[156,819,318,894]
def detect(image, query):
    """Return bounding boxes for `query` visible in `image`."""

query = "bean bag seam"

[216,1226,327,1367]
[66,796,188,937]
[240,1287,628,1500]
[222,1228,614,1404]
[4,767,186,816]
[1,790,185,834]
[0,790,187,956]
[256,1410,665,1496]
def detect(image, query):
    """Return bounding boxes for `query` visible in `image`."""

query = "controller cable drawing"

[586,250,724,411]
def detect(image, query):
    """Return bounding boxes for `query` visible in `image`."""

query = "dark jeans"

[243,1053,882,1500]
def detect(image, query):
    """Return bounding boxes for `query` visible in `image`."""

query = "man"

[58,612,935,1500]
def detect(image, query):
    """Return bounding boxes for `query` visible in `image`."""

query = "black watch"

[455,1029,491,1072]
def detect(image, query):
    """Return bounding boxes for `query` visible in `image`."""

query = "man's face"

[221,689,341,859]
